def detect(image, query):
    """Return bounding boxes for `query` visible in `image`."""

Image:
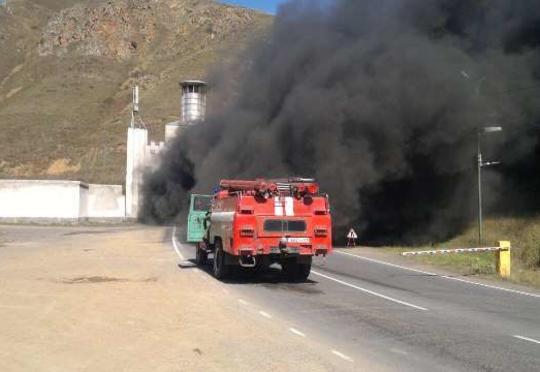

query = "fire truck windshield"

[264,219,307,233]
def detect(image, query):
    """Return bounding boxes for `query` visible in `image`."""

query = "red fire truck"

[195,178,333,280]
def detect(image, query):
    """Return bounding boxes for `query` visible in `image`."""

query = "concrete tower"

[180,80,207,123]
[125,86,165,218]
[126,80,208,219]
[165,80,207,142]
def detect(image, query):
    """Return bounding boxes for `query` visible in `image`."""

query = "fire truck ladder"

[276,178,316,195]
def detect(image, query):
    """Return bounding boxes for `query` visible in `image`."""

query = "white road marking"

[442,276,540,299]
[259,311,272,319]
[238,299,249,306]
[514,335,540,345]
[331,350,354,362]
[171,226,185,260]
[336,250,540,299]
[289,328,306,337]
[311,270,428,311]
[336,251,436,275]
[390,348,408,355]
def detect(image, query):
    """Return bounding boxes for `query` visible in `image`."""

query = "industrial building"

[0,80,208,222]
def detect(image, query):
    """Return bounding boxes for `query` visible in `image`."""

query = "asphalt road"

[173,227,540,372]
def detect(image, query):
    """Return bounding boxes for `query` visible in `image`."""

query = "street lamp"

[477,126,503,244]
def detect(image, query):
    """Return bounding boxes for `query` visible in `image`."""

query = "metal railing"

[401,241,511,278]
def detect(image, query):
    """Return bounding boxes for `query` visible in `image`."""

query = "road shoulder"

[337,246,540,296]
[0,225,363,371]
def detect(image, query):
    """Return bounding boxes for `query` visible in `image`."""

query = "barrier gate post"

[496,241,511,279]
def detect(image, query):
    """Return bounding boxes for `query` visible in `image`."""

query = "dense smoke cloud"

[143,0,540,244]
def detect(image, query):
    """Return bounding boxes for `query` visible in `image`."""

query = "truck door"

[187,194,212,243]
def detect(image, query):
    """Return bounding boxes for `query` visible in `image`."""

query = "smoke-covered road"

[173,228,540,371]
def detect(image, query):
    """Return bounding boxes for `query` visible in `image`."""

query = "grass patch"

[385,216,540,288]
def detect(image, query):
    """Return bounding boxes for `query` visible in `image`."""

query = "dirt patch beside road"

[0,225,348,371]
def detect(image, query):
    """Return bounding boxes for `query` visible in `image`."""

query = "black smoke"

[143,0,540,244]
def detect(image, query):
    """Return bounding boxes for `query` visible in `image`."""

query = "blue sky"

[221,0,289,14]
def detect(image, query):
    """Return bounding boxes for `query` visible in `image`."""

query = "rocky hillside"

[0,0,271,183]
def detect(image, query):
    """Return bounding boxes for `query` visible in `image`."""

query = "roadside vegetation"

[386,216,540,288]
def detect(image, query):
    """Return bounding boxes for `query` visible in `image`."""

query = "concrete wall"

[79,183,89,218]
[87,184,125,218]
[0,180,126,222]
[125,127,164,219]
[1,125,170,223]
[126,127,147,219]
[165,122,181,143]
[0,180,87,220]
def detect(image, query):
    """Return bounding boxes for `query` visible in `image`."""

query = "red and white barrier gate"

[401,241,511,278]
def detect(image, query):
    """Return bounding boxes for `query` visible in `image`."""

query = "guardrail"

[401,241,511,278]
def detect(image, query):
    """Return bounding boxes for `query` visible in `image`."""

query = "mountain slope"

[0,0,271,184]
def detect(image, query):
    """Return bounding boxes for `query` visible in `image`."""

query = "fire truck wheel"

[282,260,312,282]
[296,263,312,281]
[195,243,207,265]
[213,239,230,280]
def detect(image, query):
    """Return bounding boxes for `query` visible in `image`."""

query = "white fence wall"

[0,180,126,222]
[0,180,86,219]
[87,184,125,218]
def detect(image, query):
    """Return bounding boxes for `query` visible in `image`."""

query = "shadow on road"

[183,258,320,286]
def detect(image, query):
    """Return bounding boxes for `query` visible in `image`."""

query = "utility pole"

[131,85,139,128]
[461,71,503,245]
[476,126,503,245]
[477,133,483,245]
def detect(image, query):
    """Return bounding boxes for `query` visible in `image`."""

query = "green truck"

[186,194,212,243]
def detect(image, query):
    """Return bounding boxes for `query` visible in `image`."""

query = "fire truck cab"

[195,178,332,280]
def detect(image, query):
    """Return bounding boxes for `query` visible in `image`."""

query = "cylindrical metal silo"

[180,80,207,124]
